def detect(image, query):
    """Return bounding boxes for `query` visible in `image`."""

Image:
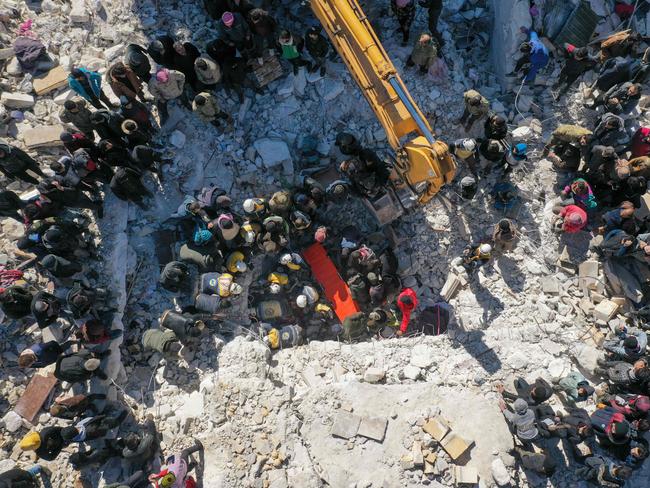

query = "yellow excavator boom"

[311,0,456,203]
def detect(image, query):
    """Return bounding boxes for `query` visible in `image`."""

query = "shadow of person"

[467,272,505,324]
[494,253,526,293]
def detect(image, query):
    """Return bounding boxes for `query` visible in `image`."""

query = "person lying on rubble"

[61,410,129,445]
[148,439,204,488]
[576,456,633,487]
[0,465,51,488]
[602,323,648,363]
[49,393,107,420]
[18,339,76,368]
[19,427,68,461]
[142,328,183,358]
[260,323,304,350]
[555,370,595,405]
[498,377,553,406]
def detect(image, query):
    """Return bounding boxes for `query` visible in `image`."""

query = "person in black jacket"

[49,393,107,419]
[0,189,25,222]
[147,35,175,69]
[110,167,152,208]
[19,427,67,461]
[305,26,329,76]
[499,377,553,405]
[69,440,125,469]
[90,110,125,143]
[553,46,597,98]
[122,414,160,468]
[39,254,83,279]
[61,411,128,444]
[131,145,171,176]
[0,466,50,488]
[160,309,205,343]
[54,349,110,383]
[124,43,152,82]
[97,139,134,169]
[0,285,35,319]
[248,8,277,60]
[484,114,508,140]
[0,142,44,185]
[172,41,201,90]
[419,0,444,46]
[18,340,76,368]
[30,291,64,329]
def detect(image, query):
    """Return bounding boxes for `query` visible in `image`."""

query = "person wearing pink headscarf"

[218,11,251,51]
[391,0,415,46]
[147,68,186,122]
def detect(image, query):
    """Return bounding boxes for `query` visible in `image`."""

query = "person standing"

[277,30,312,75]
[305,26,329,77]
[68,67,113,109]
[406,33,438,74]
[391,0,416,46]
[148,68,186,123]
[59,98,95,138]
[419,0,444,46]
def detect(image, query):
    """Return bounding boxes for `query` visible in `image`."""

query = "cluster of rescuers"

[1,1,650,488]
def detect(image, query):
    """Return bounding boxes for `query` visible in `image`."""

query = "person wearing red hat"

[395,288,418,336]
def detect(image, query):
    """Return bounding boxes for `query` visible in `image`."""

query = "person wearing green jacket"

[142,328,182,357]
[406,33,438,74]
[557,371,595,404]
[277,30,312,75]
[342,312,369,342]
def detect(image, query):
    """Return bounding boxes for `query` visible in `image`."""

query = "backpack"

[347,273,369,303]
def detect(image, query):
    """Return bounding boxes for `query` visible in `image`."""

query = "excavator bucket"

[398,137,456,203]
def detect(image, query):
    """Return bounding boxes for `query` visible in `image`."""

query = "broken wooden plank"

[14,372,58,422]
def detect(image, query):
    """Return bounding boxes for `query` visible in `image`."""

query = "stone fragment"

[357,417,387,442]
[104,44,125,62]
[70,0,90,22]
[411,441,424,467]
[422,417,450,442]
[541,277,560,295]
[425,452,437,464]
[511,126,532,141]
[441,433,473,460]
[410,344,434,369]
[53,89,75,105]
[331,412,361,439]
[440,273,461,301]
[423,461,436,474]
[0,48,15,60]
[253,138,292,171]
[454,465,479,484]
[402,365,421,380]
[2,411,22,432]
[23,125,65,148]
[32,66,68,95]
[170,130,186,148]
[1,92,35,109]
[491,458,511,486]
[593,299,619,322]
[400,454,415,470]
[363,367,385,383]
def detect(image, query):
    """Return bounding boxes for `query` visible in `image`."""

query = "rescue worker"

[305,26,329,76]
[459,90,489,131]
[462,243,492,272]
[18,340,75,369]
[406,33,437,74]
[59,98,95,138]
[192,93,231,128]
[336,132,390,197]
[0,141,44,185]
[142,328,183,357]
[248,8,277,61]
[54,350,110,383]
[19,428,67,461]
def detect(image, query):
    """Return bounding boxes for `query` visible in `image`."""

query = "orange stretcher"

[302,242,360,323]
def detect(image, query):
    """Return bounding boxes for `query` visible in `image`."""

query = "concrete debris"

[253,137,292,173]
[169,130,186,148]
[363,367,386,383]
[491,458,511,486]
[1,92,35,109]
[331,412,361,439]
[32,66,68,95]
[22,125,65,148]
[357,416,388,442]
[593,299,619,323]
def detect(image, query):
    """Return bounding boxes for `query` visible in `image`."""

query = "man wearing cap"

[68,66,113,110]
[219,11,251,52]
[125,43,152,82]
[54,349,110,383]
[19,426,67,461]
[59,98,95,138]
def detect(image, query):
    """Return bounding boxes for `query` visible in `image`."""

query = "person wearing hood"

[391,0,415,46]
[592,82,642,115]
[557,371,596,405]
[277,29,312,75]
[110,166,152,208]
[192,92,231,128]
[172,41,201,90]
[147,35,176,69]
[131,144,171,177]
[305,26,329,76]
[179,231,224,272]
[30,290,64,329]
[591,406,634,448]
[107,61,145,102]
[142,328,183,357]
[122,414,159,468]
[598,201,639,236]
[576,456,633,487]
[90,109,125,143]
[125,43,152,82]
[406,33,437,74]
[119,96,154,133]
[335,132,390,196]
[249,8,278,60]
[219,11,251,52]
[97,139,134,169]
[59,98,95,138]
[18,339,75,369]
[59,130,99,158]
[19,427,67,461]
[554,204,588,234]
[552,44,598,98]
[54,349,109,383]
[0,285,35,319]
[67,281,109,319]
[148,68,186,123]
[492,218,519,252]
[395,288,418,336]
[49,393,106,420]
[160,310,205,344]
[603,324,648,363]
[194,56,222,90]
[39,254,82,280]
[0,465,51,487]
[592,113,630,154]
[499,398,539,444]
[484,114,508,140]
[0,141,44,185]
[0,189,25,223]
[68,67,113,109]
[460,90,489,131]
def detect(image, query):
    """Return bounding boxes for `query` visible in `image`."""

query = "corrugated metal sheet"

[554,0,600,46]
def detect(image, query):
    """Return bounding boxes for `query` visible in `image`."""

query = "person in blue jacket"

[509,29,549,84]
[68,67,113,109]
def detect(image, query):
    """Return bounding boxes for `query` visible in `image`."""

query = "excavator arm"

[311,0,456,203]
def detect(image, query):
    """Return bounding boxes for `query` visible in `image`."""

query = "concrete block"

[636,192,650,219]
[32,66,68,95]
[424,460,436,474]
[53,89,75,105]
[422,417,450,441]
[1,92,35,109]
[441,433,473,460]
[411,441,424,467]
[357,416,388,442]
[0,47,15,60]
[425,452,437,464]
[593,299,619,323]
[610,296,627,307]
[70,0,90,22]
[579,260,599,278]
[541,277,560,295]
[331,412,361,439]
[23,125,65,148]
[454,465,479,484]
[440,273,461,301]
[400,454,415,470]
[363,367,385,383]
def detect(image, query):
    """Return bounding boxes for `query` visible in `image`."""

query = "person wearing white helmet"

[462,242,492,272]
[280,252,303,271]
[269,283,282,294]
[296,294,308,308]
[242,197,267,220]
[450,138,479,176]
[301,285,319,305]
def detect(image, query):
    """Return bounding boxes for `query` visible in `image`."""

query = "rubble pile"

[0,0,649,487]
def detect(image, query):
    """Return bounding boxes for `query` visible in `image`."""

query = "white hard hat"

[244,230,256,243]
[269,283,281,294]
[302,285,320,304]
[235,261,247,272]
[230,282,243,295]
[461,138,476,152]
[243,199,256,213]
[479,243,492,254]
[296,295,308,308]
[279,253,293,265]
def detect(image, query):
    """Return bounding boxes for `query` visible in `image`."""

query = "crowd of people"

[0,0,650,487]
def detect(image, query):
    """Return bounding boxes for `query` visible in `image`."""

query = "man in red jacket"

[396,288,418,336]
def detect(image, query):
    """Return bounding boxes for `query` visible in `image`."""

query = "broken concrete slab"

[22,125,65,148]
[357,416,388,442]
[13,372,58,422]
[363,367,385,383]
[411,441,424,467]
[33,66,68,95]
[441,432,474,460]
[593,299,619,323]
[402,365,421,380]
[440,273,461,301]
[70,0,90,22]
[400,454,415,470]
[541,276,560,295]
[579,260,599,279]
[1,92,35,109]
[253,138,292,171]
[454,465,479,484]
[331,412,361,439]
[422,417,450,441]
